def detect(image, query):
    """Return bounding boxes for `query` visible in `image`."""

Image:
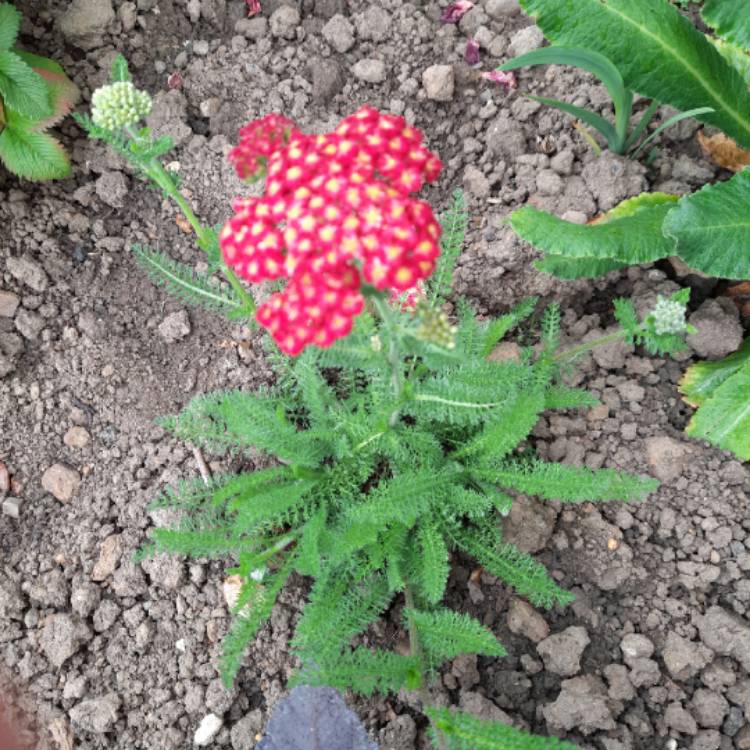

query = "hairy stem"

[404,584,447,750]
[371,295,407,427]
[124,125,256,315]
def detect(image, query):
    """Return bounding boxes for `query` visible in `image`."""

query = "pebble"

[91,534,123,581]
[6,256,48,292]
[41,463,81,503]
[95,172,129,209]
[662,631,713,681]
[59,0,115,49]
[506,598,549,643]
[699,606,750,671]
[2,497,21,518]
[0,461,9,493]
[463,165,491,199]
[312,58,345,103]
[542,677,615,734]
[69,694,121,733]
[40,613,91,668]
[422,64,454,102]
[158,310,191,343]
[508,25,544,57]
[15,308,44,340]
[322,14,355,53]
[537,626,590,676]
[194,714,224,746]
[64,426,91,449]
[269,6,300,39]
[353,59,387,84]
[691,689,729,728]
[230,710,264,749]
[0,291,20,318]
[687,298,744,360]
[193,40,210,56]
[665,702,698,735]
[485,0,521,18]
[644,436,692,483]
[236,17,268,40]
[620,632,654,664]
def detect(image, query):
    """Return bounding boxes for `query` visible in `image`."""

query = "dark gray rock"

[257,686,377,750]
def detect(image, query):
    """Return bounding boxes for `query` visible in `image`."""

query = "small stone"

[501,496,556,554]
[159,310,191,342]
[6,256,48,292]
[71,580,101,619]
[93,599,121,632]
[543,678,615,734]
[236,16,268,40]
[537,626,590,677]
[2,497,20,518]
[463,165,491,199]
[582,151,647,212]
[230,710,263,749]
[691,730,721,750]
[0,291,20,318]
[687,298,744,360]
[665,702,698,735]
[194,714,224,746]
[508,25,544,57]
[353,59,387,84]
[354,6,391,42]
[64,426,91,449]
[691,689,728,729]
[322,14,355,53]
[603,664,635,702]
[312,58,345,103]
[422,65,454,102]
[95,172,129,209]
[536,169,563,195]
[69,694,120,733]
[314,0,346,18]
[0,461,9,493]
[269,6,300,39]
[486,0,520,18]
[41,463,81,503]
[59,0,115,49]
[193,40,210,56]
[662,632,713,681]
[40,614,91,668]
[736,726,750,750]
[142,553,185,590]
[507,598,549,643]
[15,308,44,340]
[627,657,661,688]
[644,436,691,484]
[486,115,527,159]
[91,535,123,581]
[620,633,654,664]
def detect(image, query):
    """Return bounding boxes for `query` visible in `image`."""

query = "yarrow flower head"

[220,106,443,355]
[228,113,297,182]
[91,81,152,131]
[650,295,689,335]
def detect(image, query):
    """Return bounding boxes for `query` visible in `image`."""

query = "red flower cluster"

[220,106,443,355]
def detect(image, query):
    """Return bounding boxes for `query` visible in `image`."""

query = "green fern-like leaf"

[429,189,468,305]
[406,608,507,664]
[133,245,249,318]
[447,520,573,609]
[427,707,581,750]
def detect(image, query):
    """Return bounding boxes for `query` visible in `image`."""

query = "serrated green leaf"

[680,338,750,407]
[0,3,21,51]
[519,0,750,147]
[534,254,628,279]
[0,120,70,180]
[0,49,51,119]
[684,353,750,460]
[510,193,678,273]
[702,0,750,50]
[111,53,131,82]
[427,707,581,750]
[664,169,750,279]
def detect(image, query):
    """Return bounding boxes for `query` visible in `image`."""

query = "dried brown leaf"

[697,130,750,173]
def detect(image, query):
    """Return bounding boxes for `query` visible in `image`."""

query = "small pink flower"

[482,69,518,93]
[440,0,474,24]
[246,0,261,16]
[167,71,183,90]
[465,38,480,66]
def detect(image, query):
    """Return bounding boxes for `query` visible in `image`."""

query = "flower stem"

[554,330,625,364]
[124,126,256,315]
[371,295,406,426]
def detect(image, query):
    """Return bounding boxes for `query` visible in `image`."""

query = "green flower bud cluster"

[416,305,457,350]
[651,296,688,335]
[91,81,152,131]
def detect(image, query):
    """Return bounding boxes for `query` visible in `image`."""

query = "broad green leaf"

[664,169,750,279]
[684,353,750,460]
[0,119,70,180]
[0,3,21,51]
[519,0,750,148]
[0,49,51,120]
[680,338,750,406]
[534,254,628,279]
[509,193,679,273]
[711,38,750,85]
[702,0,750,50]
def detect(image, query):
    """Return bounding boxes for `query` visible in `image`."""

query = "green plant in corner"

[506,0,750,459]
[0,2,79,180]
[79,59,692,749]
[497,47,711,158]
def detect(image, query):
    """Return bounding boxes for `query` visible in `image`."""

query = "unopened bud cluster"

[416,304,457,349]
[651,296,688,335]
[91,82,152,131]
